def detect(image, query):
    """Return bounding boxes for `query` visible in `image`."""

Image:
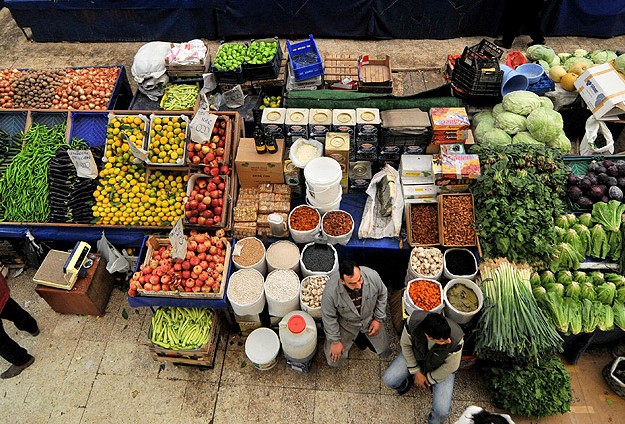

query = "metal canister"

[349,161,373,193]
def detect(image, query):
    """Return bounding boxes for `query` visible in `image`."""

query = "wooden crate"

[149,311,221,368]
[405,202,440,247]
[437,193,477,247]
[324,55,359,90]
[165,43,210,78]
[359,55,393,93]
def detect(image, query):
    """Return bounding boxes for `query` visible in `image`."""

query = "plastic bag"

[289,138,324,168]
[97,232,130,274]
[544,84,579,111]
[165,39,207,65]
[23,230,45,269]
[506,51,527,69]
[580,115,614,155]
[137,74,169,101]
[358,165,404,239]
[131,41,170,84]
[222,85,245,109]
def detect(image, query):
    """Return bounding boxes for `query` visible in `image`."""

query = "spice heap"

[228,269,264,305]
[289,205,320,231]
[232,183,291,238]
[322,211,353,236]
[265,269,300,301]
[409,204,439,245]
[440,194,476,246]
[233,237,265,267]
[408,279,442,311]
[409,247,443,277]
[302,244,335,272]
[301,275,328,309]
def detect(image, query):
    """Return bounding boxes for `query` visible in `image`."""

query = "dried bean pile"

[266,241,300,269]
[441,195,476,246]
[265,270,300,301]
[228,269,264,304]
[410,204,439,245]
[323,211,353,236]
[302,244,335,272]
[233,238,265,267]
[289,206,319,231]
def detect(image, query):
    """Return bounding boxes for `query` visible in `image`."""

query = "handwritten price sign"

[169,217,187,260]
[189,109,217,144]
[67,150,98,179]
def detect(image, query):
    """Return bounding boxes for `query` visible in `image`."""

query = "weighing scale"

[33,242,94,290]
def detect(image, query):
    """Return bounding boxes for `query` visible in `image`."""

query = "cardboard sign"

[127,138,148,163]
[169,217,187,260]
[67,149,98,179]
[189,109,217,144]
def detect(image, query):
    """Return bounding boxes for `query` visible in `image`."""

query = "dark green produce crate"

[563,155,625,211]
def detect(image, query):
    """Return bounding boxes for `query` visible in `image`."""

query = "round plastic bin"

[245,328,281,371]
[516,63,545,84]
[306,189,342,215]
[443,278,484,324]
[304,157,342,203]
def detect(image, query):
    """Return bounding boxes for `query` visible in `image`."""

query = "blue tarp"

[551,0,625,38]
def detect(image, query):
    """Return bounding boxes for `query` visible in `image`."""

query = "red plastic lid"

[287,315,306,334]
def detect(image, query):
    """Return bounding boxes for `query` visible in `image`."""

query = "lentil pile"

[228,269,264,305]
[301,275,328,309]
[289,206,320,231]
[323,211,353,236]
[266,241,300,269]
[441,195,476,246]
[233,237,265,267]
[410,204,439,245]
[302,244,335,272]
[265,269,300,301]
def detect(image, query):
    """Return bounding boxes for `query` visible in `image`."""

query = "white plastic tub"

[443,278,483,324]
[304,156,342,204]
[245,328,281,371]
[306,189,342,215]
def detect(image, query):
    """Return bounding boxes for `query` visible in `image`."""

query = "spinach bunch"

[489,356,571,418]
[470,144,568,265]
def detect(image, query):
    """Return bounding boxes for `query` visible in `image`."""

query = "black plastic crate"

[242,37,283,81]
[211,42,247,84]
[452,66,502,96]
[381,128,432,147]
[468,39,504,60]
[252,85,285,123]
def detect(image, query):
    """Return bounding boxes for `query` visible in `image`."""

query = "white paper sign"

[169,217,187,260]
[67,150,98,179]
[189,109,217,144]
[127,137,149,162]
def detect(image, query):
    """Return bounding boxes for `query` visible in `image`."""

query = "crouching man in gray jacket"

[321,260,391,367]
[383,311,464,424]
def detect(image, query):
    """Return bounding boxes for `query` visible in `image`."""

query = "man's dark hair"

[471,410,509,424]
[339,260,358,279]
[421,313,451,340]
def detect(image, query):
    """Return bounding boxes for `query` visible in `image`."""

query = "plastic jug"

[278,311,317,362]
[268,213,288,238]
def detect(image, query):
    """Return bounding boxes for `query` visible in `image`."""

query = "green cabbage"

[563,56,593,72]
[492,103,505,118]
[558,53,572,63]
[473,111,495,127]
[590,50,617,64]
[549,56,561,67]
[539,97,554,109]
[474,121,495,142]
[550,131,572,153]
[482,128,512,146]
[526,45,556,63]
[526,107,564,143]
[581,282,597,301]
[613,301,625,330]
[615,54,625,74]
[502,91,542,116]
[495,111,527,135]
[574,49,589,58]
[513,131,541,145]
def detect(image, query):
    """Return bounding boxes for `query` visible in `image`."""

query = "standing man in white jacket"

[321,260,391,367]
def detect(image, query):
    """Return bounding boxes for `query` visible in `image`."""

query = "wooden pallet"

[359,55,393,93]
[324,55,359,89]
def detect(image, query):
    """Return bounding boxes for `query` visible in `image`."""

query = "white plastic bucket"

[232,237,267,275]
[245,328,281,371]
[306,182,342,204]
[306,189,342,215]
[404,278,444,315]
[300,242,339,281]
[300,274,329,319]
[264,269,301,318]
[288,205,321,244]
[304,157,342,203]
[321,210,354,246]
[279,311,318,363]
[443,248,478,280]
[266,241,301,273]
[227,269,266,316]
[443,278,484,324]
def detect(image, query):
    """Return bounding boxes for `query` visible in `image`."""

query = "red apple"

[193,143,202,152]
[206,152,215,161]
[182,270,191,279]
[197,202,207,212]
[209,167,219,177]
[198,216,207,226]
[202,196,212,205]
[207,182,217,191]
[214,206,223,216]
[189,217,198,224]
[193,265,203,275]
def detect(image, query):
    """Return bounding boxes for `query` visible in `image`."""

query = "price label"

[127,137,149,163]
[67,149,98,179]
[169,217,187,260]
[189,109,217,144]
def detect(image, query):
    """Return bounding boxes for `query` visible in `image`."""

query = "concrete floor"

[1,6,625,424]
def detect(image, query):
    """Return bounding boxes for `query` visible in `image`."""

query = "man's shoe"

[493,39,512,49]
[396,379,413,396]
[527,40,545,47]
[30,328,40,337]
[1,356,35,379]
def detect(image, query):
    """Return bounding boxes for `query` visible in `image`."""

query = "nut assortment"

[441,194,476,246]
[409,204,439,245]
[409,247,443,277]
[322,211,353,236]
[301,275,328,309]
[289,205,320,231]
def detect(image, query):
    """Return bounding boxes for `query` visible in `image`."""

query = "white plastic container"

[443,278,484,325]
[232,237,267,275]
[304,156,342,204]
[443,248,478,280]
[266,241,301,273]
[245,327,281,371]
[404,278,444,316]
[321,210,354,246]
[288,205,321,244]
[227,269,266,316]
[279,311,318,363]
[300,274,329,319]
[300,242,339,281]
[306,189,342,215]
[264,269,301,317]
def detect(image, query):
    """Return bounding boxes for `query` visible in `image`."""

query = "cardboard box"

[235,138,285,185]
[400,155,434,184]
[574,63,625,121]
[402,184,437,200]
[432,153,480,186]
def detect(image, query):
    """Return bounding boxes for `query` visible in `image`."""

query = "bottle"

[253,126,266,154]
[265,132,279,154]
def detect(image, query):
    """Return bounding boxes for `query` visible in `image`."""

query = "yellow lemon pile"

[149,116,186,164]
[105,116,145,164]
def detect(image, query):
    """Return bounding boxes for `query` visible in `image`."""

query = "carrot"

[408,280,441,311]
